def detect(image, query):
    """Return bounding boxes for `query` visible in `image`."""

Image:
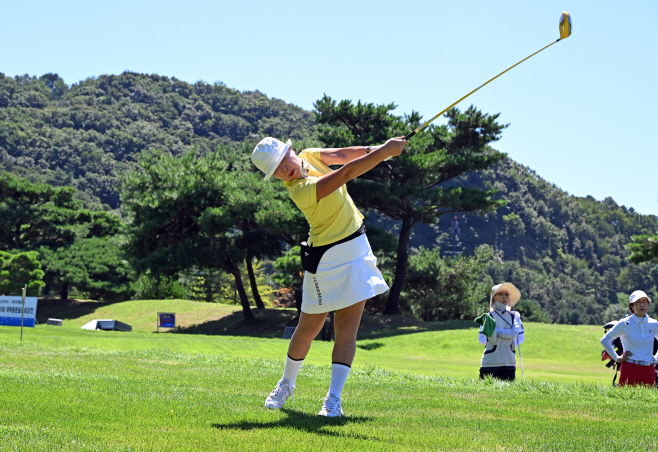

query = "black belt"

[300,225,366,274]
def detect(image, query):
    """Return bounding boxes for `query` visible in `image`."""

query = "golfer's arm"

[319,146,373,166]
[600,331,621,361]
[315,147,392,201]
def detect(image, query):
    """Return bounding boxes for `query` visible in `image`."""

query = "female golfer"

[478,283,525,381]
[601,290,658,386]
[251,136,407,417]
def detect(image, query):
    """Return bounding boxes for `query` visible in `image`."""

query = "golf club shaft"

[405,38,562,140]
[517,341,525,381]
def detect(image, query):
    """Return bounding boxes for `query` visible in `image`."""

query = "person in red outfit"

[601,290,658,386]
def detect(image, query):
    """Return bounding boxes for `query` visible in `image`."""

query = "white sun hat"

[489,282,521,310]
[629,290,652,305]
[251,137,292,180]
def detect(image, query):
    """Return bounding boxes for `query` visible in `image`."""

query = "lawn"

[0,299,653,451]
[30,299,615,385]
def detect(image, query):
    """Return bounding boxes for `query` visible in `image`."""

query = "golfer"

[601,290,658,387]
[478,283,525,381]
[251,136,407,417]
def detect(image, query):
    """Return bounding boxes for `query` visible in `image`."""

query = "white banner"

[0,296,38,327]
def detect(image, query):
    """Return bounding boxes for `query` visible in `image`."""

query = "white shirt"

[601,314,658,363]
[478,308,525,346]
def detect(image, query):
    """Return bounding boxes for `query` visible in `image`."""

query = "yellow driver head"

[559,12,572,40]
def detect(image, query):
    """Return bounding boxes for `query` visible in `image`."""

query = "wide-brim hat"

[629,290,652,305]
[489,282,521,310]
[251,137,292,180]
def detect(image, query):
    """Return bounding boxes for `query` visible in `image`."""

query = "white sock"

[328,362,351,399]
[282,355,304,387]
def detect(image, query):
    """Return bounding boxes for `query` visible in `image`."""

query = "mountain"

[367,156,658,324]
[0,72,315,209]
[2,71,657,324]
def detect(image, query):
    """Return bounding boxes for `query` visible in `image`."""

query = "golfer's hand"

[618,351,632,362]
[381,137,408,158]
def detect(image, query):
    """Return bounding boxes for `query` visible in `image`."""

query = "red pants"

[619,361,656,387]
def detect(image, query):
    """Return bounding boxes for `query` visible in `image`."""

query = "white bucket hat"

[251,137,292,180]
[629,290,652,305]
[489,282,521,310]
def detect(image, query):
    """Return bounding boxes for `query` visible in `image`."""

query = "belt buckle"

[631,359,650,366]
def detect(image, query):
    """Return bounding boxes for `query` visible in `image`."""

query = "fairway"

[2,301,658,450]
[1,333,658,451]
[30,299,621,385]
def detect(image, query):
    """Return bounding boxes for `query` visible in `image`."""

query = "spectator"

[478,282,524,381]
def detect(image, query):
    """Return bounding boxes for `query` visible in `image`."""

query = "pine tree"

[0,250,45,296]
[122,146,304,320]
[315,97,507,314]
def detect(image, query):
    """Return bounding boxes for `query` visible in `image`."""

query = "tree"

[627,234,658,264]
[273,246,304,314]
[39,238,133,302]
[0,172,122,252]
[0,172,127,300]
[122,146,302,320]
[405,245,493,321]
[0,72,316,209]
[0,250,45,296]
[214,142,306,309]
[315,96,507,314]
[0,172,81,251]
[122,148,255,320]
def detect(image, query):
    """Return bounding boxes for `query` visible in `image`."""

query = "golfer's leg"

[322,300,367,402]
[332,300,367,365]
[276,312,326,387]
[287,311,327,360]
[265,311,328,409]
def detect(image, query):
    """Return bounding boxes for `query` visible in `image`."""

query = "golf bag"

[601,318,658,387]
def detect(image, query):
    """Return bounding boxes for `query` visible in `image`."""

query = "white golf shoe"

[264,378,294,409]
[318,393,343,417]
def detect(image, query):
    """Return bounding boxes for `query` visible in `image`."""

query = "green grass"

[36,299,240,333]
[1,340,657,451]
[31,299,615,384]
[1,299,653,450]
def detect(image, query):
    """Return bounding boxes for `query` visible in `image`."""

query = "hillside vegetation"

[1,71,658,326]
[0,72,315,208]
[393,157,658,324]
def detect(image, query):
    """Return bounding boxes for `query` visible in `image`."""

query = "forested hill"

[1,71,657,325]
[0,72,315,208]
[393,157,658,324]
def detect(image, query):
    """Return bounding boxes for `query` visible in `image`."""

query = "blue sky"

[2,0,657,215]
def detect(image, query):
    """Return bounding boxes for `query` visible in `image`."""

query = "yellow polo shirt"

[284,148,363,246]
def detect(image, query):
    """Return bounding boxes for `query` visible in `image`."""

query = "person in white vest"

[251,136,407,417]
[600,290,658,386]
[478,282,525,381]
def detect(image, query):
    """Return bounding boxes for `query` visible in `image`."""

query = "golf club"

[517,339,525,381]
[404,11,572,140]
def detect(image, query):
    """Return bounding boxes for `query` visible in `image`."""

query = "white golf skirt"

[301,234,389,314]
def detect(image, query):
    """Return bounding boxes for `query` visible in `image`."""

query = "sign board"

[283,326,296,339]
[0,296,38,327]
[157,312,175,332]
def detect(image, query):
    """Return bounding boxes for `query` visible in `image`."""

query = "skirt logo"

[312,276,323,305]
